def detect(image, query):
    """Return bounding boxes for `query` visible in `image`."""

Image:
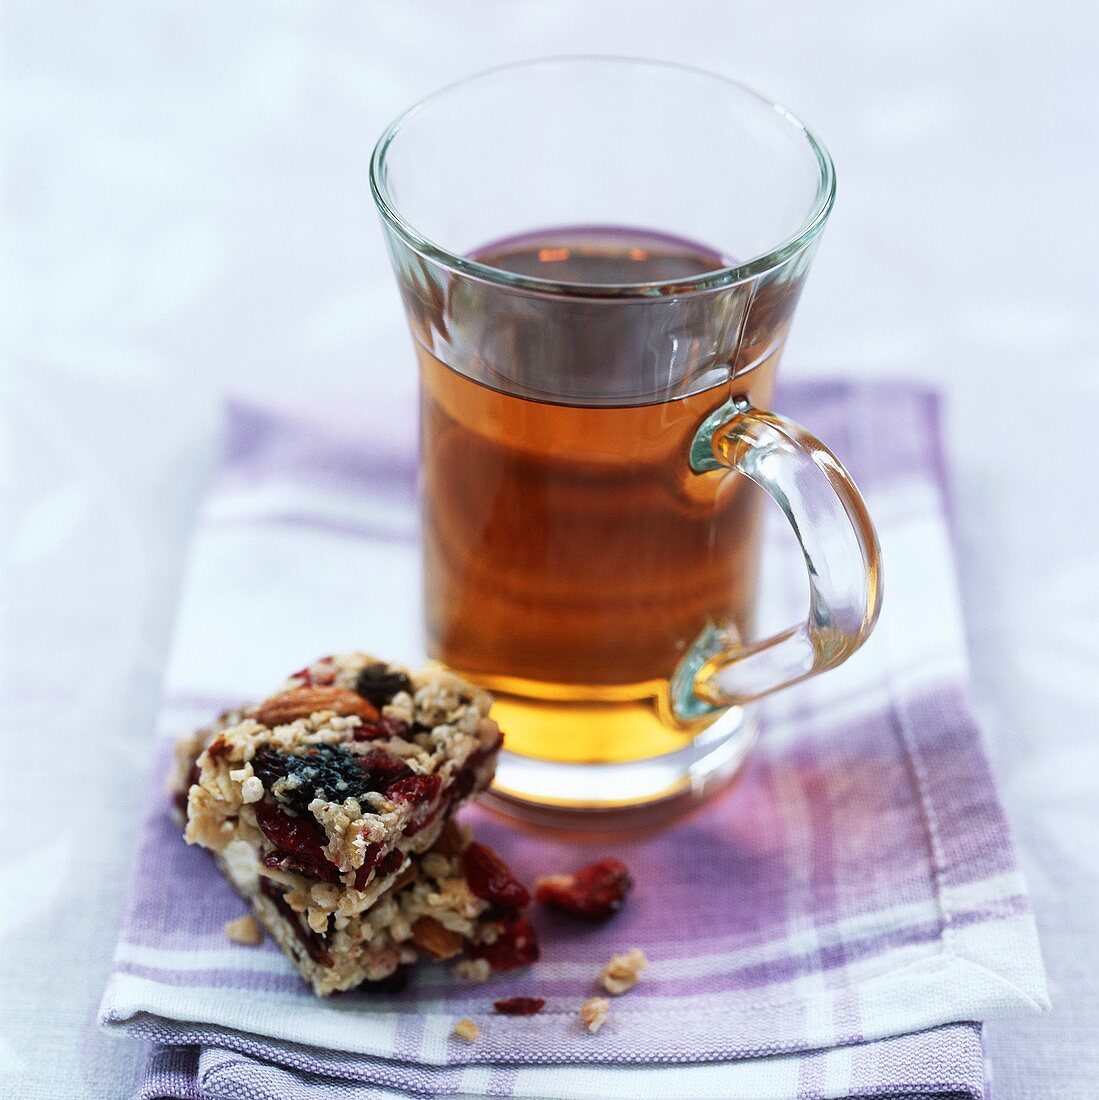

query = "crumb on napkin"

[223,914,263,946]
[599,947,648,994]
[579,996,610,1033]
[453,1017,480,1041]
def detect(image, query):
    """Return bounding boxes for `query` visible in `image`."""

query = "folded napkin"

[99,381,1048,1099]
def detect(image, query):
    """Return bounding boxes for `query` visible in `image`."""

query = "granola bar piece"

[175,654,527,995]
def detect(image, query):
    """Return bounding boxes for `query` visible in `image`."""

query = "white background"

[3,2,1098,1097]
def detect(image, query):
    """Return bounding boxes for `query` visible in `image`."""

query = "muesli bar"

[174,653,536,994]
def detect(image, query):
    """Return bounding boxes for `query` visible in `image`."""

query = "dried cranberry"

[353,843,383,889]
[377,849,404,877]
[534,859,633,921]
[461,842,531,909]
[261,849,339,884]
[386,773,441,805]
[352,715,412,742]
[493,996,545,1017]
[253,798,341,884]
[353,844,404,889]
[353,748,414,790]
[354,662,413,708]
[468,913,540,972]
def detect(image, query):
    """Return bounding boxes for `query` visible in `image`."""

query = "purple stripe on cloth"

[97,381,1046,1099]
[218,397,419,499]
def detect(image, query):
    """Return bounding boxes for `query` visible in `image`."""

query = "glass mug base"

[443,671,759,826]
[486,716,759,828]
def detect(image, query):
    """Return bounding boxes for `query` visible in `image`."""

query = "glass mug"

[370,58,882,824]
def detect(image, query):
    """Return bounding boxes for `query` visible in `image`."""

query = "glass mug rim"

[369,55,836,300]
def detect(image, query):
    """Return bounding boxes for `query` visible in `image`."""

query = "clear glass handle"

[673,395,883,719]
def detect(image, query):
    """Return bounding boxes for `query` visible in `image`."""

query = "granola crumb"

[453,1017,480,1042]
[239,775,264,803]
[451,957,492,983]
[599,947,648,995]
[579,996,610,1033]
[223,914,263,946]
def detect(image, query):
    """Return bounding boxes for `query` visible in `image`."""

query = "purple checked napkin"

[99,381,1048,1099]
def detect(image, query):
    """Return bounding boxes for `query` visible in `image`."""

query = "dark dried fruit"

[253,799,341,883]
[377,848,405,877]
[493,996,545,1016]
[467,913,540,972]
[252,744,366,814]
[461,842,531,909]
[354,662,413,708]
[352,715,413,742]
[534,859,633,921]
[252,744,414,816]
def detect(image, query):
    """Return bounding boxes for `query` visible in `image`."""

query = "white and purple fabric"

[98,381,1048,1099]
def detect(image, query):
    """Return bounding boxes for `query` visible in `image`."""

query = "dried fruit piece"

[535,858,633,921]
[410,916,463,960]
[223,914,263,945]
[354,662,413,708]
[461,842,531,909]
[253,744,384,815]
[253,799,341,883]
[352,843,405,890]
[386,773,442,806]
[579,996,610,1033]
[599,948,648,994]
[467,913,540,972]
[493,996,545,1016]
[453,1017,480,1042]
[253,686,378,728]
[353,748,415,791]
[352,715,412,742]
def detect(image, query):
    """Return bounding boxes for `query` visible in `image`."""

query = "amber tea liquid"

[418,228,781,766]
